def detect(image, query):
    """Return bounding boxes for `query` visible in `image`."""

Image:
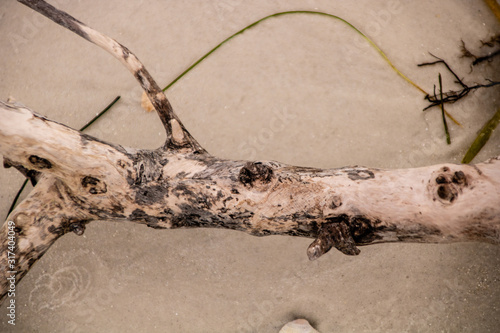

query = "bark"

[1,0,500,303]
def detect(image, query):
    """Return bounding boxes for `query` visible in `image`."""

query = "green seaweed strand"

[462,107,500,163]
[162,10,426,94]
[438,73,451,144]
[161,10,461,127]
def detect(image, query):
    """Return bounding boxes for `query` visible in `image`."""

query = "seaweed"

[165,11,425,94]
[419,39,500,162]
[461,37,500,67]
[418,54,500,111]
[438,73,451,145]
[462,107,500,163]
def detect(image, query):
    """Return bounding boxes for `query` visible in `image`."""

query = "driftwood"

[1,0,500,303]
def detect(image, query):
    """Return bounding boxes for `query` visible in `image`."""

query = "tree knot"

[429,167,468,204]
[81,176,107,194]
[238,162,274,187]
[28,155,52,169]
[69,222,86,236]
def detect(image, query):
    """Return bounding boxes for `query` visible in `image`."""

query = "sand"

[1,0,499,332]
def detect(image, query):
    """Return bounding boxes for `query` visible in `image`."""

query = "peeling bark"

[1,0,500,303]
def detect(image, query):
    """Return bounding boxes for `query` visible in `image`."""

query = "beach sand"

[1,0,499,332]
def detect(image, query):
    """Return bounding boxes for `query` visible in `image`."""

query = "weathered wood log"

[1,99,499,301]
[1,0,499,303]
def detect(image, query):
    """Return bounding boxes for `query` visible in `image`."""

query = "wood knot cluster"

[238,162,274,187]
[81,176,107,194]
[431,167,468,204]
[28,155,52,169]
[346,169,375,181]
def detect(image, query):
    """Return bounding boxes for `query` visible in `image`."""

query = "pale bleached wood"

[1,101,499,302]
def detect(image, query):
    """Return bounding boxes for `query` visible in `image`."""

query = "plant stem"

[439,73,451,145]
[462,107,500,163]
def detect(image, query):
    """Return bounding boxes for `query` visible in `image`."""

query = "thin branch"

[17,0,205,153]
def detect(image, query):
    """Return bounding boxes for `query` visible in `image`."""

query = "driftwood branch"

[1,0,500,303]
[17,0,204,153]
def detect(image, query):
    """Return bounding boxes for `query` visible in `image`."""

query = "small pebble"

[279,319,320,333]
